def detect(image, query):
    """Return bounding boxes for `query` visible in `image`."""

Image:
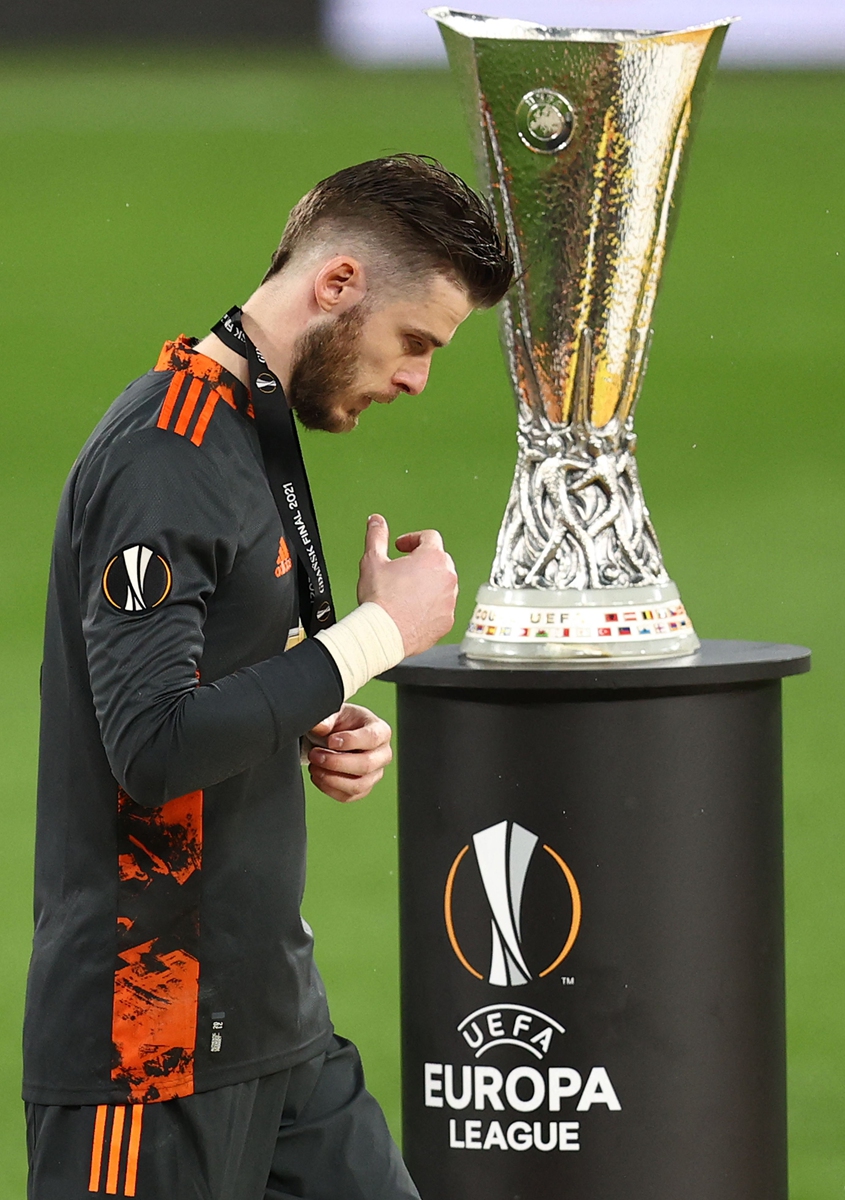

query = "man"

[24,154,513,1199]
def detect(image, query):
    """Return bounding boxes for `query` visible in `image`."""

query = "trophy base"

[462,582,700,662]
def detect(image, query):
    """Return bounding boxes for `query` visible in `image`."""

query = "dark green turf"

[0,51,842,1198]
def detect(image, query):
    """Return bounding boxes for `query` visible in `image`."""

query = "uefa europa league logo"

[445,821,581,987]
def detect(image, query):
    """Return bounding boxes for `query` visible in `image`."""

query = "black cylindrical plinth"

[383,641,809,1200]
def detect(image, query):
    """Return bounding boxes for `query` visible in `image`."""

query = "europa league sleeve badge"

[103,545,172,614]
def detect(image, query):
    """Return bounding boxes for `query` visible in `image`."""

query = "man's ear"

[314,255,367,314]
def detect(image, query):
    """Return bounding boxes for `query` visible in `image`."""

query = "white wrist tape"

[315,602,405,700]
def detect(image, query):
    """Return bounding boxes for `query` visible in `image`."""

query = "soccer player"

[23,154,513,1199]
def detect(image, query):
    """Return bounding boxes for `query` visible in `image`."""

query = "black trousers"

[26,1036,421,1200]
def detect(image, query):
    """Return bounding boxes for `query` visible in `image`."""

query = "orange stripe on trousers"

[124,1105,144,1197]
[88,1105,108,1192]
[105,1106,125,1195]
[156,371,186,430]
[174,377,205,436]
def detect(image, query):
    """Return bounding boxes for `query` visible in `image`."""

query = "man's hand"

[357,514,458,657]
[305,704,393,804]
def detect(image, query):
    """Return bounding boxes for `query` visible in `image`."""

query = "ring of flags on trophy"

[468,603,690,642]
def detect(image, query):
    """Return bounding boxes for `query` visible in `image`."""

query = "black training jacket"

[23,336,343,1106]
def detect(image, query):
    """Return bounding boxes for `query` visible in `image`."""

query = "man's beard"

[288,307,373,433]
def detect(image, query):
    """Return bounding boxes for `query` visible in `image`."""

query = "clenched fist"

[357,514,458,657]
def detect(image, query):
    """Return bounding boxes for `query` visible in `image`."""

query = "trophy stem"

[492,397,666,593]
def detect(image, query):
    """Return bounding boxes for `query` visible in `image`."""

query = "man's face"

[288,273,475,433]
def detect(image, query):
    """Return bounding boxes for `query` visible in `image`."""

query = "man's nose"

[392,360,431,397]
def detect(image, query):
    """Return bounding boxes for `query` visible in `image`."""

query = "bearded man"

[23,155,513,1200]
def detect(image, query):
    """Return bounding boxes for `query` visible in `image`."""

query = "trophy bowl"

[428,8,734,661]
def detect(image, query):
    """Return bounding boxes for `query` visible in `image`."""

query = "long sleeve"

[77,429,342,807]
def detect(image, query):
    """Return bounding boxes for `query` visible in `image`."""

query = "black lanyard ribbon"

[211,306,336,637]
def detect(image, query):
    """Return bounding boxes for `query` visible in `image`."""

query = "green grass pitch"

[0,49,842,1198]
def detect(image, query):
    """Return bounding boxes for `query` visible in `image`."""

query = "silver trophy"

[429,9,733,660]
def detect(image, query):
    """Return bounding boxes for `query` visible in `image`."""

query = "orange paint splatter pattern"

[112,788,203,1102]
[155,336,240,413]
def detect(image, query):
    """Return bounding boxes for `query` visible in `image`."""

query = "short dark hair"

[264,154,513,309]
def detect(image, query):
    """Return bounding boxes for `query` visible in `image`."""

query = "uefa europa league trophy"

[429,9,733,661]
